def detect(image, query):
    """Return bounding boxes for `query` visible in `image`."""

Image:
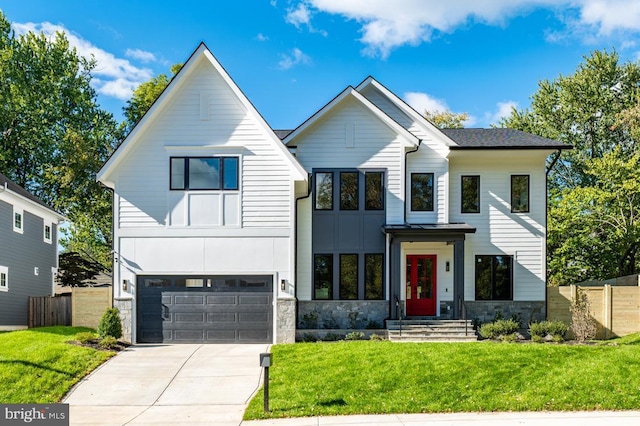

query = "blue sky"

[3,0,640,129]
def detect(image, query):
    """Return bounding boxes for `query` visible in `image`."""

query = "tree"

[423,110,468,129]
[57,251,105,287]
[0,11,121,268]
[123,63,182,132]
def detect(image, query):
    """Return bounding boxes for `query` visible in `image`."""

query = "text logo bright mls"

[1,404,68,425]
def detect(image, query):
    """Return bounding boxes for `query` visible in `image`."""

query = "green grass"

[245,337,640,419]
[0,326,114,403]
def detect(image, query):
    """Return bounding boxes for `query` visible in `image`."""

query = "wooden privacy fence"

[547,284,640,339]
[28,295,71,328]
[28,287,112,329]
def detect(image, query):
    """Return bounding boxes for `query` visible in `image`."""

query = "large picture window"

[411,173,434,211]
[340,172,359,210]
[339,254,358,299]
[314,254,333,299]
[475,255,513,300]
[365,254,384,300]
[511,175,529,213]
[170,157,238,190]
[461,175,480,213]
[365,172,384,210]
[315,172,333,210]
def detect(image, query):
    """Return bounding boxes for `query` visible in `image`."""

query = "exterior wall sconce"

[280,279,286,291]
[122,279,129,291]
[445,261,450,272]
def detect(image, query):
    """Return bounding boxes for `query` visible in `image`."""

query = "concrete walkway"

[63,344,269,425]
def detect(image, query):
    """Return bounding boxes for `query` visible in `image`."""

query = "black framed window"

[339,254,358,299]
[340,172,359,210]
[475,255,513,301]
[511,175,529,213]
[170,157,238,190]
[315,172,333,210]
[365,172,384,210]
[411,173,434,211]
[461,175,480,213]
[365,254,384,300]
[314,254,333,299]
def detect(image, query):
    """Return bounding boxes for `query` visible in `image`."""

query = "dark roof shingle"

[0,171,60,213]
[443,128,571,149]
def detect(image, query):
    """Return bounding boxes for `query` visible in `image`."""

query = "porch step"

[386,320,477,342]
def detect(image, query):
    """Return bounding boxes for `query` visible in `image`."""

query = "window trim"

[461,175,480,214]
[169,156,239,191]
[0,266,7,292]
[410,172,435,212]
[44,223,52,244]
[13,207,23,234]
[474,255,513,301]
[511,174,530,213]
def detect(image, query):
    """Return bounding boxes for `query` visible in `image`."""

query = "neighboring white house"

[98,43,570,344]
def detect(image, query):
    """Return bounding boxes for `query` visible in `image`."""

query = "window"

[411,173,434,211]
[365,172,384,210]
[13,208,23,233]
[44,224,52,243]
[365,254,384,300]
[340,172,359,210]
[170,157,238,190]
[475,255,513,300]
[315,172,333,210]
[339,254,358,299]
[314,254,333,299]
[0,266,7,292]
[511,175,529,213]
[461,175,480,213]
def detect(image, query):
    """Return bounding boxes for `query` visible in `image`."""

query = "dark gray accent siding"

[312,169,386,300]
[0,200,58,326]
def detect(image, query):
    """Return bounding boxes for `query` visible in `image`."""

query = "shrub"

[529,320,568,342]
[97,307,123,339]
[570,288,597,343]
[345,331,365,341]
[369,333,385,341]
[531,334,544,344]
[479,319,519,340]
[98,336,118,349]
[75,332,97,344]
[529,321,547,338]
[547,320,568,340]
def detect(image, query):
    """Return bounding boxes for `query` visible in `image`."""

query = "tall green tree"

[423,110,468,129]
[0,11,121,268]
[123,63,182,132]
[502,50,640,285]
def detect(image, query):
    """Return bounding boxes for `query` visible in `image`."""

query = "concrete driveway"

[64,344,269,426]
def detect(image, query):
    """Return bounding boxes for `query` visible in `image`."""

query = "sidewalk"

[241,411,640,425]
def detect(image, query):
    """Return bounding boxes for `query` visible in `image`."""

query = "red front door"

[406,255,437,316]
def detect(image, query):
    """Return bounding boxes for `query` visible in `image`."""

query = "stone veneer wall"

[114,297,132,343]
[464,301,545,327]
[276,298,296,343]
[297,300,389,330]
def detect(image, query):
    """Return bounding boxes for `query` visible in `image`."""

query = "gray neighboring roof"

[274,130,293,140]
[443,128,571,150]
[0,171,60,213]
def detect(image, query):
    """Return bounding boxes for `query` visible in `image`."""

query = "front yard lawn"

[245,338,640,419]
[0,326,114,403]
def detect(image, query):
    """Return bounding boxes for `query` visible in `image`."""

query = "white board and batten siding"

[449,151,549,302]
[294,96,410,301]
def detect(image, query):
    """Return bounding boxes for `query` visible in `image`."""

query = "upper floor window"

[365,172,384,210]
[461,175,480,213]
[0,266,7,292]
[340,172,359,210]
[315,172,333,210]
[511,175,530,213]
[44,224,52,244]
[475,255,513,301]
[170,157,238,190]
[13,208,23,234]
[411,173,434,211]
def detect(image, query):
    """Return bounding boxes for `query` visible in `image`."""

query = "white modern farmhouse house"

[97,43,569,343]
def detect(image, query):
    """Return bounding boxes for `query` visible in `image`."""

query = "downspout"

[403,140,422,224]
[294,174,312,334]
[544,149,563,321]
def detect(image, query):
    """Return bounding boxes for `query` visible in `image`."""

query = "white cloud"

[404,91,449,114]
[278,48,311,70]
[257,33,269,41]
[12,21,153,100]
[288,0,640,58]
[485,100,519,126]
[286,2,328,36]
[125,48,156,63]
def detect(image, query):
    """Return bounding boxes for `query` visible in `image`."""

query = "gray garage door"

[137,275,273,343]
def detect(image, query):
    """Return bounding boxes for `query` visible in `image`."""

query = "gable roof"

[444,128,571,150]
[97,43,307,187]
[355,76,458,147]
[0,172,65,220]
[282,86,420,146]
